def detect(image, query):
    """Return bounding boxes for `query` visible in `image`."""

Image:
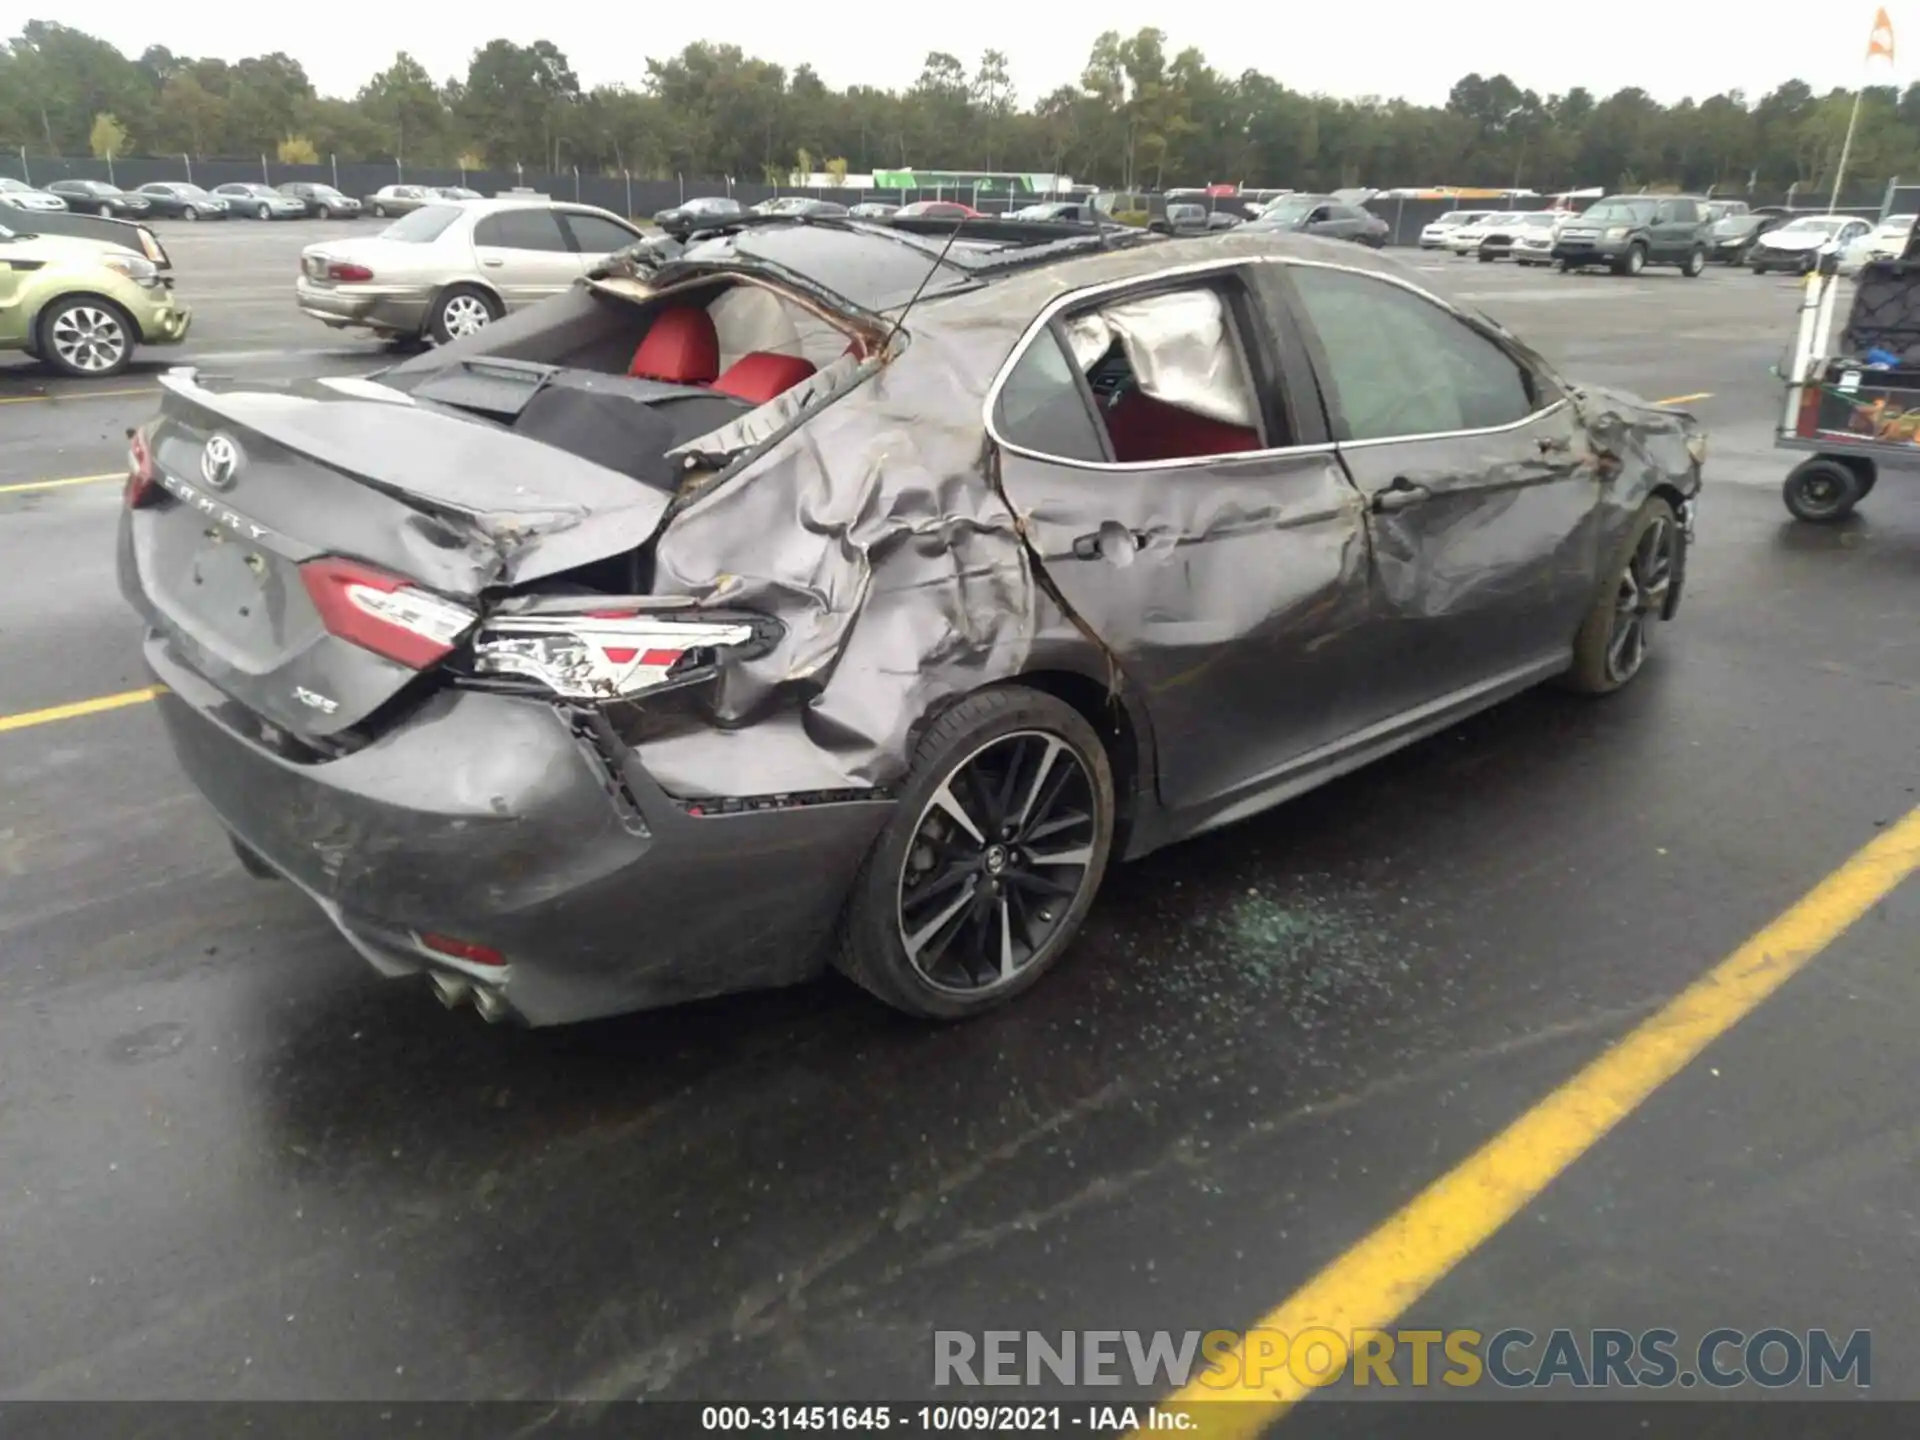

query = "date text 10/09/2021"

[701,1406,1190,1432]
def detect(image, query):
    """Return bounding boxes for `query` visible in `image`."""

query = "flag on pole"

[1868,7,1895,65]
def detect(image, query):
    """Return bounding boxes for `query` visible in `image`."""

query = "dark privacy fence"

[2,153,1908,243]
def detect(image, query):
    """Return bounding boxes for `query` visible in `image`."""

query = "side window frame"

[1269,259,1559,445]
[994,320,1117,466]
[986,259,1335,470]
[1053,271,1271,464]
[556,209,642,254]
[474,207,570,253]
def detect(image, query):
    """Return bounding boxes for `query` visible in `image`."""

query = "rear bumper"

[138,629,891,1025]
[295,275,432,334]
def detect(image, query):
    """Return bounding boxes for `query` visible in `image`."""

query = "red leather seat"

[629,308,720,384]
[711,351,818,404]
[1102,391,1259,462]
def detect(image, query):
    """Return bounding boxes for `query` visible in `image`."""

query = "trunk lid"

[121,369,671,741]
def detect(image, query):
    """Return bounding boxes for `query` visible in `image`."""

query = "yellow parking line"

[1146,803,1920,1436]
[0,386,157,405]
[0,472,122,497]
[1653,391,1713,406]
[0,686,163,735]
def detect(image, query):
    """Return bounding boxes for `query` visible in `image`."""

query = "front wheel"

[372,203,387,218]
[182,207,199,222]
[316,204,332,220]
[833,686,1115,1020]
[1681,247,1706,277]
[1564,496,1681,695]
[38,295,135,379]
[1782,458,1864,522]
[1614,244,1647,276]
[255,203,270,220]
[426,284,501,344]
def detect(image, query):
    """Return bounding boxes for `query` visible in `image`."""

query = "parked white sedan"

[1417,209,1493,250]
[295,198,645,344]
[1839,213,1916,275]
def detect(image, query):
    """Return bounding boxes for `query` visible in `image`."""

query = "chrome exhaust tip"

[472,986,510,1024]
[430,972,472,1009]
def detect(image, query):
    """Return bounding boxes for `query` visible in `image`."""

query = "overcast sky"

[66,2,1899,106]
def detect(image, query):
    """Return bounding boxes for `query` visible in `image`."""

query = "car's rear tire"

[1681,247,1706,277]
[833,685,1116,1020]
[1563,496,1681,695]
[426,284,502,344]
[37,295,136,379]
[1782,458,1864,522]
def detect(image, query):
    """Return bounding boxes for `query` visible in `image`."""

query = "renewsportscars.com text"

[933,1328,1871,1391]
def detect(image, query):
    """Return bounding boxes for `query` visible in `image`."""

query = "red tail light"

[327,261,374,282]
[125,426,162,508]
[419,933,506,967]
[299,558,476,669]
[472,609,757,699]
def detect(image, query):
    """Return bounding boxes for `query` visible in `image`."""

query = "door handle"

[1071,523,1145,560]
[1370,478,1432,513]
[481,257,504,267]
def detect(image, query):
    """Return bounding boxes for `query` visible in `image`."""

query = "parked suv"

[1552,195,1711,276]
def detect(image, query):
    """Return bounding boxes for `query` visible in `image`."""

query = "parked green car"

[0,221,192,377]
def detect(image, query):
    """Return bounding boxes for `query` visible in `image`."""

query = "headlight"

[1685,432,1708,468]
[1604,227,1627,241]
[99,253,160,284]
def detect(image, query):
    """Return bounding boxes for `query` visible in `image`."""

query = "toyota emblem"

[201,434,241,490]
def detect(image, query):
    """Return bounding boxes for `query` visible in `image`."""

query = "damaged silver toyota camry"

[118,220,1707,1026]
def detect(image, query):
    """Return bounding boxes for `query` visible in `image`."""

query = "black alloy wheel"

[835,687,1115,1019]
[895,729,1099,996]
[1564,496,1681,694]
[1600,511,1678,685]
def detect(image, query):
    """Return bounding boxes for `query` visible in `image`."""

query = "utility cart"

[1776,242,1920,521]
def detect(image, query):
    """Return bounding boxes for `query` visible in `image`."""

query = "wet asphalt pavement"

[1,226,1917,1418]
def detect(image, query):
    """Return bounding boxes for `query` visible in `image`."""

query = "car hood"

[0,232,135,266]
[1760,230,1838,251]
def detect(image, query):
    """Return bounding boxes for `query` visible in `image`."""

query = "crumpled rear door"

[991,278,1375,817]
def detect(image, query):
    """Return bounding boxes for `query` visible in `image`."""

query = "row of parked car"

[0,177,486,222]
[651,192,1394,246]
[1420,196,1914,277]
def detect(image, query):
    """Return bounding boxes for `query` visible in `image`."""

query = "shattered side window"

[1057,286,1266,463]
[994,328,1109,464]
[1290,267,1535,441]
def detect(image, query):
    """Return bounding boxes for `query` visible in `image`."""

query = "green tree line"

[4,18,1917,193]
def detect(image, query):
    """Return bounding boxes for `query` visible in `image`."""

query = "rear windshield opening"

[379,275,877,497]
